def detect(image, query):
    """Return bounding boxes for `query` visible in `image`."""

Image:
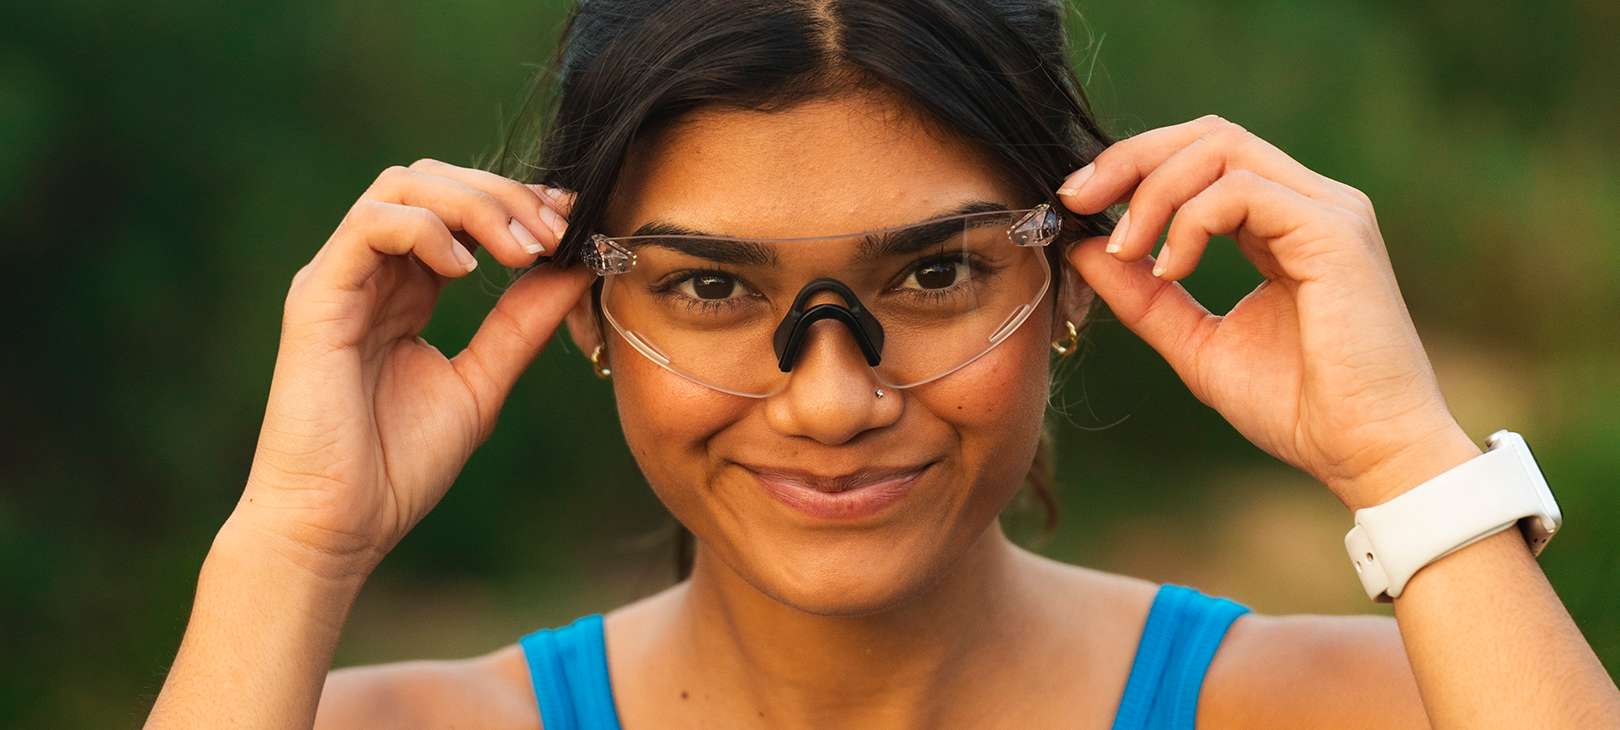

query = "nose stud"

[875,388,885,398]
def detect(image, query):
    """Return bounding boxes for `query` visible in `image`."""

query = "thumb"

[452,263,597,420]
[1067,236,1219,385]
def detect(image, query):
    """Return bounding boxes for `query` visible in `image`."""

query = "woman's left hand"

[1060,115,1480,510]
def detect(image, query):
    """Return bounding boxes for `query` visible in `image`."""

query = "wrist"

[216,504,382,589]
[1344,429,1561,602]
[1332,425,1483,511]
[201,519,370,626]
[147,507,372,727]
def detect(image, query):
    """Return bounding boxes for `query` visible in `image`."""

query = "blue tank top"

[518,583,1249,730]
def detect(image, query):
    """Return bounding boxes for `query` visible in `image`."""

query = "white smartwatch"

[1344,430,1562,603]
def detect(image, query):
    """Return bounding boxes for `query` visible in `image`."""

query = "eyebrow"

[622,200,1011,265]
[855,201,1010,261]
[623,223,779,266]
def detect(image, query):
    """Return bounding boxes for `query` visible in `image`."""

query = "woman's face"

[598,93,1055,615]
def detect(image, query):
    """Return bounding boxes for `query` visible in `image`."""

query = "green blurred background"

[3,0,1618,726]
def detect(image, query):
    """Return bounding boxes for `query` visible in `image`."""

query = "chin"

[753,553,949,617]
[697,508,994,617]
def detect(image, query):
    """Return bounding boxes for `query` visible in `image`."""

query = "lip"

[745,464,930,520]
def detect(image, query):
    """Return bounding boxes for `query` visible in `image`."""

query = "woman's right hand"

[234,159,590,577]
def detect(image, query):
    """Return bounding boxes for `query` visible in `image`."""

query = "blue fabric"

[518,584,1247,730]
[518,615,623,730]
[1109,584,1251,730]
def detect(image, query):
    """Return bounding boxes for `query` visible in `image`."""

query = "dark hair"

[498,0,1113,578]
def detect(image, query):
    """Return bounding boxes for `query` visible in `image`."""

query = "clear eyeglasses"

[583,205,1060,397]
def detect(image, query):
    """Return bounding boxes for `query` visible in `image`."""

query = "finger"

[1057,116,1362,225]
[451,263,597,418]
[1154,170,1281,282]
[1067,234,1218,387]
[407,159,569,256]
[1102,128,1363,265]
[526,184,575,218]
[1058,116,1229,214]
[307,200,475,293]
[1158,169,1375,287]
[530,185,573,244]
[362,165,540,268]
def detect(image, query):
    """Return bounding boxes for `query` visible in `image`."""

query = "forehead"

[608,93,1019,239]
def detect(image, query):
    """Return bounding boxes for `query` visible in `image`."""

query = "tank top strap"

[1109,584,1251,730]
[518,614,624,730]
[521,586,1242,730]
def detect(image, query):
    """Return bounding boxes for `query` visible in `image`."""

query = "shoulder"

[1198,612,1430,730]
[1020,555,1428,729]
[1019,551,1162,623]
[314,644,541,730]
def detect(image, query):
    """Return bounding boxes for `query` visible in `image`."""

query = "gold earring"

[589,344,612,379]
[1051,320,1079,356]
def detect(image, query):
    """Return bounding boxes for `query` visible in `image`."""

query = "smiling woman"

[140,1,1620,729]
[569,98,1070,617]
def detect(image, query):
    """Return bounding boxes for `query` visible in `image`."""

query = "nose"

[764,318,903,445]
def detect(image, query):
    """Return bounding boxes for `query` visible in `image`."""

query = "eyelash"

[648,252,1004,314]
[887,252,1002,302]
[649,269,758,313]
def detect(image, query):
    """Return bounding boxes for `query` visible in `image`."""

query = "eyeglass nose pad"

[772,278,885,373]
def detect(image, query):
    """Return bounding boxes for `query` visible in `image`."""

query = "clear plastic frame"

[584,205,1059,398]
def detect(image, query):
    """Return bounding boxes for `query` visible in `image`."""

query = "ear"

[1054,252,1096,338]
[564,282,603,356]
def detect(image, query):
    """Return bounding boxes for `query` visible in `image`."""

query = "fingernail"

[538,204,568,241]
[1106,211,1129,254]
[1153,243,1170,277]
[451,241,477,272]
[541,186,570,205]
[1056,164,1095,197]
[509,217,545,255]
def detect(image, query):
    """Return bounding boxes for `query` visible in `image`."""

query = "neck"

[665,525,1044,729]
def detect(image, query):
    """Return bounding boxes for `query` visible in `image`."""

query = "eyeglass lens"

[596,208,1054,397]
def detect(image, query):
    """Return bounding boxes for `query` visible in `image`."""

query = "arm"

[1060,115,1620,729]
[143,519,365,728]
[312,647,538,729]
[1395,523,1616,727]
[144,160,586,729]
[1202,615,1430,730]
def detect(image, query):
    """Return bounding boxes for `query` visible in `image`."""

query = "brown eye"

[681,273,743,300]
[904,260,966,290]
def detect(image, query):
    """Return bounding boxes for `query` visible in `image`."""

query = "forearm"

[1394,529,1620,729]
[1365,437,1620,729]
[145,512,372,730]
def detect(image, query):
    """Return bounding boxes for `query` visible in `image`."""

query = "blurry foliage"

[0,0,1616,726]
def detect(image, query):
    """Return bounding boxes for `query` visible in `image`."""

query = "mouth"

[744,464,931,520]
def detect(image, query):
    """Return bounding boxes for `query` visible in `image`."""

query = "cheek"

[933,315,1054,523]
[918,316,1052,464]
[610,339,747,505]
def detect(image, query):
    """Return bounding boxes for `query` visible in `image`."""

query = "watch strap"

[1345,431,1561,603]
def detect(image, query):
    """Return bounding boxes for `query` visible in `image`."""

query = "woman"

[144,0,1620,728]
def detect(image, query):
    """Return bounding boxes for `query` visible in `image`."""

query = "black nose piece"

[771,278,885,373]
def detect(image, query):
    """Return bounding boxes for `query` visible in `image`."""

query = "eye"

[901,259,967,291]
[678,272,745,300]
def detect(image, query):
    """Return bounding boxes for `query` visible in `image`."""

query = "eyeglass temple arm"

[772,278,886,373]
